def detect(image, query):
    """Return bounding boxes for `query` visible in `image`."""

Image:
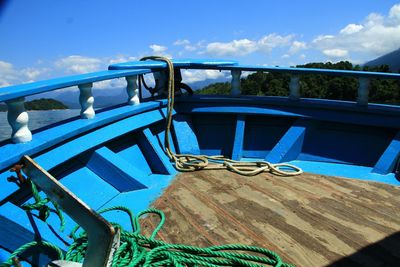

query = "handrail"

[1,58,400,144]
[0,69,150,102]
[0,68,150,143]
[215,65,400,80]
[108,59,238,70]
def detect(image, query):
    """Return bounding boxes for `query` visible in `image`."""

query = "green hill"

[365,48,400,72]
[0,98,68,111]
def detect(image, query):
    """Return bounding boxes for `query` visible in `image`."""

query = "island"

[0,98,68,111]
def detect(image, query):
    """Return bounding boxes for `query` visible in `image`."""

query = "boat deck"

[141,170,400,267]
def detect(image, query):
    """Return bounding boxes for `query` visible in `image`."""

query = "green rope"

[21,179,65,232]
[3,203,294,267]
[1,241,64,267]
[62,206,294,267]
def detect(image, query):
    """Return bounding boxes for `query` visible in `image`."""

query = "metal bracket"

[21,155,119,267]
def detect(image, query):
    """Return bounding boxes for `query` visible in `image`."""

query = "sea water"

[0,109,80,142]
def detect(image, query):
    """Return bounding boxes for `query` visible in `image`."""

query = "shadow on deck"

[327,231,400,266]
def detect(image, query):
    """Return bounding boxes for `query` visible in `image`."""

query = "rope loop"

[21,179,65,231]
[140,56,303,177]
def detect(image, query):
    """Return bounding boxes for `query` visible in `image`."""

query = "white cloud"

[108,55,137,65]
[313,3,400,59]
[339,24,363,35]
[55,55,102,74]
[174,39,197,52]
[174,39,190,46]
[181,69,226,83]
[0,61,49,87]
[22,67,49,81]
[205,39,257,56]
[0,61,16,87]
[289,41,307,54]
[389,4,400,24]
[150,44,168,54]
[322,49,349,58]
[204,34,294,57]
[257,34,294,52]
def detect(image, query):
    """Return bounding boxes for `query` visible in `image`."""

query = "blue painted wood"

[372,131,400,175]
[265,119,310,163]
[176,100,400,129]
[113,141,153,176]
[172,114,200,155]
[33,108,168,171]
[150,122,176,153]
[99,174,175,230]
[231,115,246,160]
[242,116,293,159]
[0,202,71,260]
[0,248,11,265]
[150,122,177,154]
[0,69,151,102]
[176,95,400,116]
[87,147,148,192]
[108,59,238,70]
[298,121,396,167]
[0,101,163,172]
[191,114,236,157]
[137,128,176,175]
[58,166,120,210]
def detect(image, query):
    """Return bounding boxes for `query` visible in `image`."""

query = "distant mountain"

[187,77,230,90]
[34,87,129,109]
[365,48,400,72]
[0,98,67,111]
[20,76,229,109]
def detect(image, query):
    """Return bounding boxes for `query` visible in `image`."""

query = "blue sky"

[1,0,400,87]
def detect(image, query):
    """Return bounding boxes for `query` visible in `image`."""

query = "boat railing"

[0,68,151,143]
[1,59,400,144]
[207,65,400,105]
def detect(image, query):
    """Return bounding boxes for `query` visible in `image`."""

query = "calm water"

[0,109,80,141]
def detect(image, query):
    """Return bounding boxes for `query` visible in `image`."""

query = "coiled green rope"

[65,206,294,267]
[4,205,294,267]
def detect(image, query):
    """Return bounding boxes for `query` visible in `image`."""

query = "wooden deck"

[141,170,400,267]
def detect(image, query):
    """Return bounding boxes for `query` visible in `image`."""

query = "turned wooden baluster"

[78,83,95,119]
[357,77,369,106]
[6,97,32,143]
[126,75,140,105]
[289,75,300,101]
[231,70,241,96]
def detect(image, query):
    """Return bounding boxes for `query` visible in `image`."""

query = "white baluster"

[126,75,140,105]
[231,70,241,96]
[289,75,300,100]
[357,77,369,106]
[78,83,95,119]
[6,97,32,143]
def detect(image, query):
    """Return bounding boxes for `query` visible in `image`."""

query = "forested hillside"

[197,61,400,104]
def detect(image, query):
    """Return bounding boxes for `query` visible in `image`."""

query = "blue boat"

[0,57,399,266]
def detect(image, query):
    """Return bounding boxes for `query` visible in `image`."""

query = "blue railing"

[1,59,400,144]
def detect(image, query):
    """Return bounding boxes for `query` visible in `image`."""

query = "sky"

[1,0,400,88]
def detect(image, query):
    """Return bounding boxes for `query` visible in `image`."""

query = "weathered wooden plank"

[141,170,400,267]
